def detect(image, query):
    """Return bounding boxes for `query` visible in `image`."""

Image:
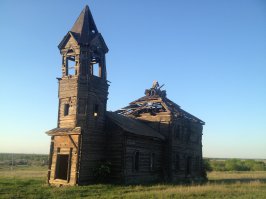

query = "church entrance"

[55,154,69,180]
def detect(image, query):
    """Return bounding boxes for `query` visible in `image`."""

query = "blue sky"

[0,0,265,158]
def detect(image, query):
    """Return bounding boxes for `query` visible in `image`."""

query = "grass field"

[0,166,266,199]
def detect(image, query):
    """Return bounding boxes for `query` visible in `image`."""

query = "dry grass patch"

[208,171,266,180]
[1,167,266,198]
[0,166,46,179]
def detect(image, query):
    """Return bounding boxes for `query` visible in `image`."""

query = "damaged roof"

[116,81,205,125]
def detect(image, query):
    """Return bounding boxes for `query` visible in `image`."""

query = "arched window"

[133,151,140,172]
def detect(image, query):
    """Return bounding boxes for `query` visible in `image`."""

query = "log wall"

[48,134,80,186]
[169,119,204,182]
[106,122,124,183]
[76,77,109,184]
[124,134,164,184]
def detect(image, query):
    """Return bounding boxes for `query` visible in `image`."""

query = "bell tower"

[46,5,109,186]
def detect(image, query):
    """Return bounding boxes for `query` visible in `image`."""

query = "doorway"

[55,154,69,180]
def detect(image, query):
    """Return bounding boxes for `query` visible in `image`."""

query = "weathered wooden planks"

[46,5,205,186]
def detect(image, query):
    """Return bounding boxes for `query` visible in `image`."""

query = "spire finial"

[145,81,166,97]
[70,5,98,44]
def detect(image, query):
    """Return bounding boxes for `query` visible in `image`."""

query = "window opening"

[55,154,69,180]
[93,62,100,77]
[93,104,99,117]
[90,57,101,77]
[64,104,70,116]
[133,151,140,171]
[66,56,76,76]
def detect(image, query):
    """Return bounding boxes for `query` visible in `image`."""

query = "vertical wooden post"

[67,148,73,182]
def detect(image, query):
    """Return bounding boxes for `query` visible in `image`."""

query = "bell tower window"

[93,62,100,77]
[90,57,102,77]
[66,56,76,76]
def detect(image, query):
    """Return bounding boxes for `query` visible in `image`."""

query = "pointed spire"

[70,5,99,44]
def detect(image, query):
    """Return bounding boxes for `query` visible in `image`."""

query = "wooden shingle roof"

[70,5,98,44]
[46,127,81,136]
[58,5,108,52]
[106,111,165,140]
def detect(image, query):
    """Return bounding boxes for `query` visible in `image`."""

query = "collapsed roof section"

[116,81,205,125]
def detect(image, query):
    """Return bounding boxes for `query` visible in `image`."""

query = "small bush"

[203,159,212,172]
[92,160,111,183]
[211,161,226,171]
[225,159,249,171]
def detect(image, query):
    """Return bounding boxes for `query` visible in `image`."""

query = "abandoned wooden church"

[46,5,205,186]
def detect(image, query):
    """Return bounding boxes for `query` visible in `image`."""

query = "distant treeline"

[1,153,265,171]
[0,153,48,167]
[204,159,266,171]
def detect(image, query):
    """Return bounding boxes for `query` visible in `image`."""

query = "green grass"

[1,166,266,199]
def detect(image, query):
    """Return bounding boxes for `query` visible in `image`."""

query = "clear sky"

[0,0,265,158]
